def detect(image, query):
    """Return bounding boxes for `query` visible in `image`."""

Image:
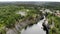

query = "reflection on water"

[21,16,46,34]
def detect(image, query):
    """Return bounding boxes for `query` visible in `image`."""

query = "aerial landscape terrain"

[0,2,60,34]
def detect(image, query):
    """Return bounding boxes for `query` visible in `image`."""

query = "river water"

[21,16,47,34]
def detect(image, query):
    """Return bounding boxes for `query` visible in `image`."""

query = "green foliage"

[47,13,60,34]
[0,5,42,34]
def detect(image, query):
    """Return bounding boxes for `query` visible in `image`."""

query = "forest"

[0,2,60,34]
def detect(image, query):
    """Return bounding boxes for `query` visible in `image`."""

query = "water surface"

[21,16,46,34]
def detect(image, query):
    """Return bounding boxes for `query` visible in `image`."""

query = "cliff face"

[5,14,41,34]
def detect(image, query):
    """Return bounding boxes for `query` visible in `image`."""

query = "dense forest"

[0,4,42,34]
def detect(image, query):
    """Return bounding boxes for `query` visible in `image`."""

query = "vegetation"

[0,3,60,34]
[47,13,60,34]
[0,5,42,34]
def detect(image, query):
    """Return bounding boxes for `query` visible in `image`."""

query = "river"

[21,16,47,34]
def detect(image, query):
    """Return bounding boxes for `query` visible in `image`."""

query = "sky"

[0,0,60,2]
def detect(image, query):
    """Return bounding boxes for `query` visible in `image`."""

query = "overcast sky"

[0,0,60,2]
